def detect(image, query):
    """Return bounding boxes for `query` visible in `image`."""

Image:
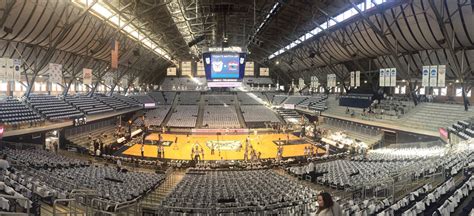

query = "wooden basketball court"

[123,133,324,160]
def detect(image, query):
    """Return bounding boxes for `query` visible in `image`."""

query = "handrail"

[53,198,76,216]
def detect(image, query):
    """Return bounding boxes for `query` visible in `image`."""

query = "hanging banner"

[355,71,360,87]
[196,61,205,76]
[6,58,14,81]
[245,61,254,76]
[422,66,430,87]
[429,65,438,87]
[13,59,21,81]
[111,40,119,69]
[384,68,391,87]
[298,78,305,89]
[260,67,269,76]
[83,68,92,85]
[181,61,192,76]
[437,65,446,87]
[379,69,385,87]
[0,58,6,81]
[350,71,355,87]
[390,68,397,87]
[327,74,333,87]
[167,67,177,76]
[48,63,63,83]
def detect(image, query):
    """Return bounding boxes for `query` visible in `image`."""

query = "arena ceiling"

[0,0,473,90]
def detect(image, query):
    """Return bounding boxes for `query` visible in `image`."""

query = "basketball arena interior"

[0,0,473,215]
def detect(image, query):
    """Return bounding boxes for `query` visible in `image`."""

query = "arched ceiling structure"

[0,0,472,88]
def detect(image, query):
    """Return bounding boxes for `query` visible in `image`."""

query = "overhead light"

[364,80,367,83]
[455,79,459,83]
[276,61,279,65]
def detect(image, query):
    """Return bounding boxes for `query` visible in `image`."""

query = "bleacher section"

[325,95,474,132]
[0,147,166,211]
[289,142,473,191]
[275,108,300,123]
[65,95,113,115]
[147,92,166,105]
[162,91,176,104]
[272,95,288,105]
[320,118,383,147]
[282,96,307,105]
[241,105,281,128]
[448,119,474,144]
[297,94,328,111]
[160,77,207,91]
[157,169,317,215]
[167,105,198,127]
[28,95,83,120]
[237,92,265,105]
[130,95,155,105]
[178,92,201,105]
[204,94,235,105]
[144,106,171,126]
[0,97,42,126]
[95,94,132,110]
[202,106,241,128]
[397,103,474,131]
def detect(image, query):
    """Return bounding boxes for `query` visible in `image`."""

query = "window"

[15,82,26,92]
[419,87,425,95]
[456,87,471,97]
[34,82,41,92]
[394,86,400,94]
[0,81,7,92]
[400,86,406,94]
[440,87,447,96]
[433,88,439,96]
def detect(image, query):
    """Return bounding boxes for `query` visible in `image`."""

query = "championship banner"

[196,61,205,76]
[298,78,305,89]
[355,71,360,87]
[327,74,332,87]
[350,71,355,87]
[384,68,391,87]
[0,58,6,81]
[245,61,254,76]
[181,61,192,76]
[437,65,446,87]
[390,68,397,87]
[48,63,62,83]
[167,67,177,76]
[82,68,92,85]
[13,59,21,81]
[422,66,430,87]
[379,69,385,87]
[111,40,119,69]
[6,58,14,81]
[260,67,269,76]
[429,65,438,87]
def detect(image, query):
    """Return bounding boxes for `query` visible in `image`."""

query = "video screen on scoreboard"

[211,53,240,78]
[203,52,246,81]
